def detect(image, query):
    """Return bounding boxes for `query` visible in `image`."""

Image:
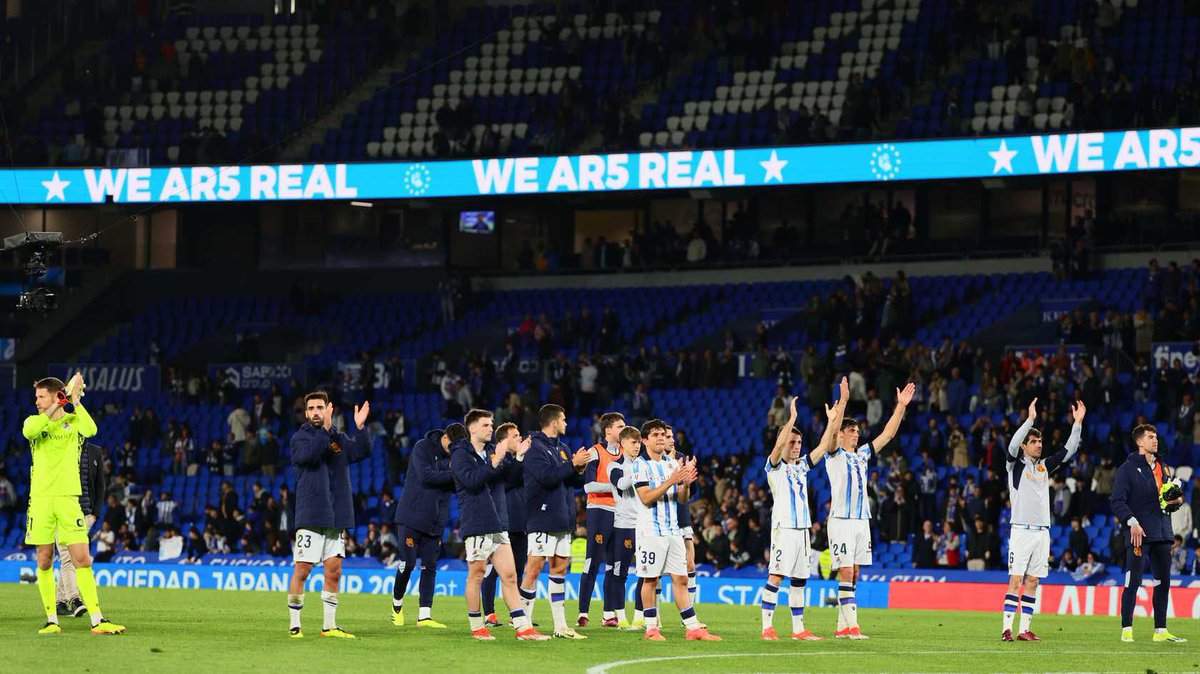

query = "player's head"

[837,417,861,450]
[618,426,642,458]
[1021,427,1044,459]
[664,424,676,453]
[1132,423,1158,454]
[495,421,519,443]
[539,404,566,436]
[785,428,803,463]
[435,429,451,452]
[444,422,469,444]
[464,409,494,443]
[641,419,667,455]
[303,391,329,426]
[33,376,66,413]
[599,412,626,443]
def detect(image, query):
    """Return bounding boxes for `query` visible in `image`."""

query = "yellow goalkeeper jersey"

[23,404,98,497]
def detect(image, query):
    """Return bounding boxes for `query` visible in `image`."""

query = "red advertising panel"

[890,581,1200,619]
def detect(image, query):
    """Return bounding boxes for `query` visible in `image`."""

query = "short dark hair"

[1022,428,1043,444]
[464,408,493,428]
[640,418,667,437]
[304,391,329,405]
[444,423,468,443]
[34,377,65,393]
[1132,424,1156,442]
[538,404,565,429]
[618,426,641,443]
[598,412,625,433]
[840,418,861,432]
[494,422,518,441]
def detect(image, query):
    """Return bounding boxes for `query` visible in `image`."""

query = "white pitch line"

[585,650,1171,674]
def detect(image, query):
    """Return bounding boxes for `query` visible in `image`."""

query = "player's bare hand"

[572,447,591,468]
[1071,400,1086,423]
[788,395,798,420]
[824,402,837,420]
[515,436,531,458]
[354,401,370,430]
[68,371,85,402]
[491,443,507,467]
[839,376,850,402]
[1027,397,1038,421]
[322,404,334,430]
[1130,523,1144,547]
[896,382,916,407]
[667,463,687,485]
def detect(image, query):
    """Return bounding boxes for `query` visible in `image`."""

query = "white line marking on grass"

[586,651,1158,674]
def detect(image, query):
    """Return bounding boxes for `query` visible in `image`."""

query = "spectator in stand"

[937,522,961,568]
[0,474,16,529]
[966,516,993,571]
[1057,549,1080,573]
[1072,552,1106,583]
[1170,535,1188,575]
[93,521,116,563]
[912,520,937,568]
[1068,518,1090,560]
[919,417,946,465]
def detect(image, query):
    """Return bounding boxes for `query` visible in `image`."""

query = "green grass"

[0,585,1194,673]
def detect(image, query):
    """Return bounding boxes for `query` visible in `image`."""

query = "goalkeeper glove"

[1159,479,1184,513]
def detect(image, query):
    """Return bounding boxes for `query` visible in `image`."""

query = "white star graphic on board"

[41,172,70,201]
[988,140,1018,174]
[760,150,788,183]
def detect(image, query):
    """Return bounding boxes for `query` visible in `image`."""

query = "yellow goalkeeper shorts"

[25,496,89,546]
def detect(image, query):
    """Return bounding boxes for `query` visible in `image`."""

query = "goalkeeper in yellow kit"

[23,373,125,635]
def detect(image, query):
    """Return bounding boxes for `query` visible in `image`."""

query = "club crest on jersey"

[405,537,414,547]
[624,539,633,549]
[62,423,71,430]
[560,450,568,461]
[331,441,342,452]
[1036,465,1046,472]
[595,534,604,544]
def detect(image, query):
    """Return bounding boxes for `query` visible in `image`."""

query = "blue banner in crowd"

[1039,298,1091,324]
[208,363,306,391]
[0,560,878,607]
[50,363,160,393]
[4,127,1200,204]
[1152,342,1200,374]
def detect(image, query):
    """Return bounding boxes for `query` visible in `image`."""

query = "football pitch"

[0,585,1194,673]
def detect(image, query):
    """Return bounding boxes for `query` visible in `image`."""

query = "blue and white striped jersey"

[766,456,815,530]
[630,455,681,537]
[825,443,874,519]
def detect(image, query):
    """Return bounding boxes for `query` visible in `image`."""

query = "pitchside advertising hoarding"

[5,126,1200,204]
[0,560,872,607]
[1,560,1198,616]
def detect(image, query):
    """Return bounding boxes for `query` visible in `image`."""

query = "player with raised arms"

[286,392,371,639]
[24,373,125,635]
[761,377,848,641]
[1001,397,1085,642]
[826,381,915,639]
